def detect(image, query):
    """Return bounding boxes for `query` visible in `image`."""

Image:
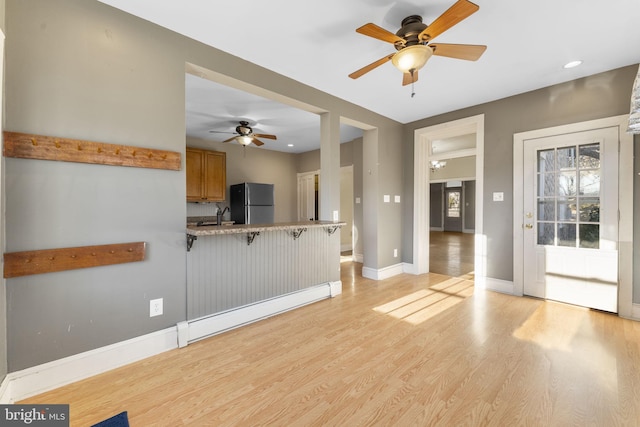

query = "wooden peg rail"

[3,131,181,171]
[3,242,146,278]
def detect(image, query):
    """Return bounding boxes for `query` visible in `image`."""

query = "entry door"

[523,127,618,312]
[444,187,463,232]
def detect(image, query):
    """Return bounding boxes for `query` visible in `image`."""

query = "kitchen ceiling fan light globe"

[392,45,433,73]
[236,135,252,146]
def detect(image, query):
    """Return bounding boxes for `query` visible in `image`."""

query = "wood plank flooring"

[20,262,640,426]
[430,231,475,278]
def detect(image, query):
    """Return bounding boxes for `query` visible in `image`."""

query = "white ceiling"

[99,0,640,153]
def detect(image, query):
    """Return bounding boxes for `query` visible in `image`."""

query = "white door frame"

[513,115,634,318]
[413,114,485,282]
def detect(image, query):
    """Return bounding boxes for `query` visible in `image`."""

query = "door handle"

[525,224,533,229]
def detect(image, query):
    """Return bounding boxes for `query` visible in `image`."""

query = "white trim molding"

[484,277,515,295]
[0,327,178,403]
[413,114,485,277]
[362,263,404,281]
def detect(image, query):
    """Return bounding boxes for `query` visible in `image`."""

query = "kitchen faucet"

[217,205,229,225]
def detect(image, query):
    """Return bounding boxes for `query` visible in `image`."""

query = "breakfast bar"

[182,221,345,345]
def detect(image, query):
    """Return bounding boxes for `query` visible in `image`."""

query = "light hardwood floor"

[21,262,640,426]
[430,231,475,278]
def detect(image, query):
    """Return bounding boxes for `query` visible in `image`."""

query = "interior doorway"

[413,115,484,283]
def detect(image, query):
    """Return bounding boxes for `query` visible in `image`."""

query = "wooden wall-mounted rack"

[3,131,181,171]
[3,242,146,278]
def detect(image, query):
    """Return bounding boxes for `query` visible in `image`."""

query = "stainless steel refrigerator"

[230,183,275,224]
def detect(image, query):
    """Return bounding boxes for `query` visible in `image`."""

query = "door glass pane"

[558,172,577,196]
[579,170,600,196]
[557,198,576,222]
[557,223,576,247]
[579,199,600,222]
[538,199,555,221]
[579,144,600,169]
[447,191,460,218]
[579,224,600,249]
[535,142,601,249]
[537,223,555,245]
[538,149,555,173]
[557,146,576,170]
[538,173,556,197]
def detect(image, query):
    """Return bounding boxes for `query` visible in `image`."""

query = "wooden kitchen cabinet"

[186,147,226,202]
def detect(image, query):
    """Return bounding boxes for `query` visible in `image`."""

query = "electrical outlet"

[150,298,163,317]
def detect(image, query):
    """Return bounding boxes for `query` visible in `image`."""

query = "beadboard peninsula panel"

[186,226,341,320]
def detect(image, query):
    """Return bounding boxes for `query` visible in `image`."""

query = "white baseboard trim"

[402,263,417,275]
[430,227,444,231]
[1,326,178,404]
[185,283,333,344]
[340,243,353,252]
[632,303,640,320]
[482,277,515,295]
[362,263,404,281]
[352,253,363,263]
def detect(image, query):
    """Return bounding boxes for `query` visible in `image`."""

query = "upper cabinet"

[186,147,226,202]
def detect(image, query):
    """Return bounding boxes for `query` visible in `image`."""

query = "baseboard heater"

[177,282,340,347]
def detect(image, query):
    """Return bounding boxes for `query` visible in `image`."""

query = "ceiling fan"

[349,0,486,89]
[209,120,277,147]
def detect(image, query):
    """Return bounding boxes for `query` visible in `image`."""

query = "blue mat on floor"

[91,411,129,427]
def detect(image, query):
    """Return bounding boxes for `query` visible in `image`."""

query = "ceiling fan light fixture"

[392,45,433,73]
[235,135,252,146]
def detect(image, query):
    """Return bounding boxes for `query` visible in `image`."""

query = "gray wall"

[297,139,365,257]
[430,183,443,229]
[4,0,402,371]
[186,136,298,222]
[0,0,7,381]
[402,65,638,285]
[463,180,476,231]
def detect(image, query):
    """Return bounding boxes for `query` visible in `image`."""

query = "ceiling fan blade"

[251,138,265,147]
[222,136,236,143]
[253,133,277,140]
[349,54,395,79]
[430,43,486,61]
[402,70,419,86]
[356,23,405,45]
[418,0,479,42]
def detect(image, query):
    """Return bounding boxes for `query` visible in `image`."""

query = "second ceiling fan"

[209,120,277,147]
[349,0,486,87]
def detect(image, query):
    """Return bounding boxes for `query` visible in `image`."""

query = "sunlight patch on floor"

[512,301,588,351]
[373,277,474,325]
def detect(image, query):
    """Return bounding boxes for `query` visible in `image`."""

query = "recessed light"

[564,60,583,69]
[287,144,294,147]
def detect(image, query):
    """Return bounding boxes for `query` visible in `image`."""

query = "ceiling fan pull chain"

[411,71,416,98]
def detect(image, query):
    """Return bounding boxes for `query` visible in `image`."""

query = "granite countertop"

[187,221,346,236]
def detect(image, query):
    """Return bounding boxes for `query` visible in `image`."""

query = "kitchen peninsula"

[182,221,345,345]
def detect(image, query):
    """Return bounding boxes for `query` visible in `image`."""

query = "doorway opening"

[413,115,485,284]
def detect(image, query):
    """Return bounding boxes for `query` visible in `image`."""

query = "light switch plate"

[493,192,504,202]
[394,195,401,203]
[383,195,390,203]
